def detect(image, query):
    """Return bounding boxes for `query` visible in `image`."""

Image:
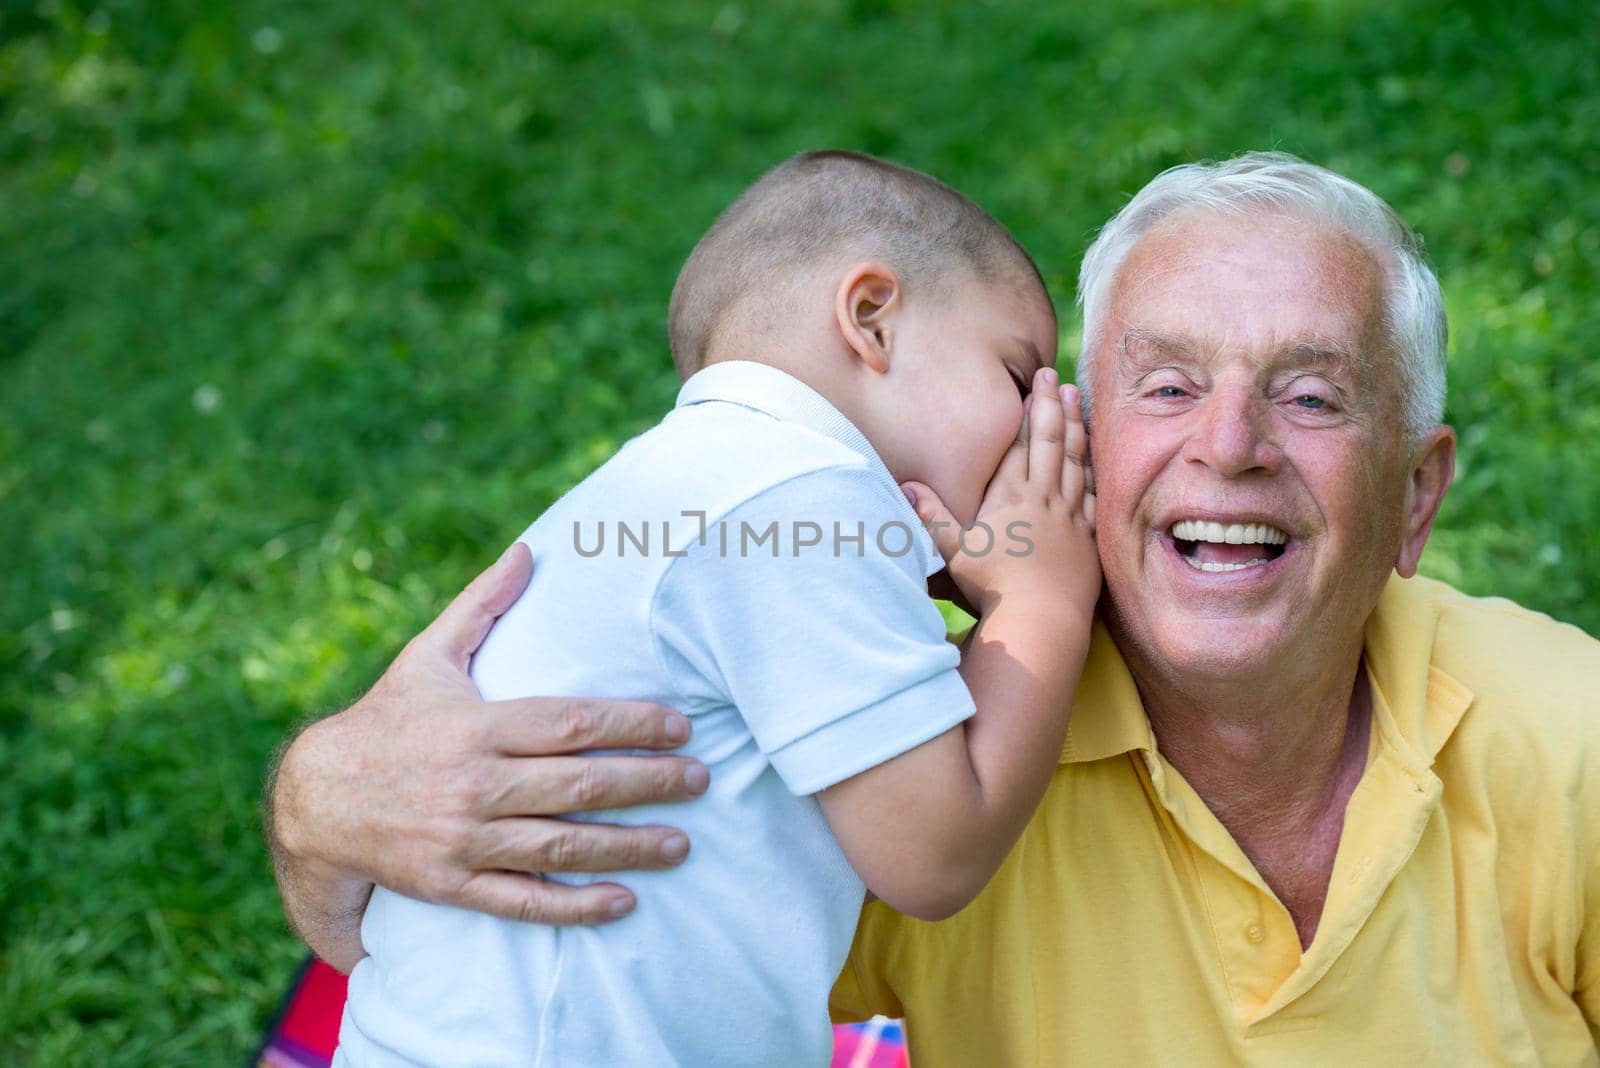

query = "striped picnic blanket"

[255,957,908,1067]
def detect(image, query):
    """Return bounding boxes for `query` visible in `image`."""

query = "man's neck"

[1116,631,1374,946]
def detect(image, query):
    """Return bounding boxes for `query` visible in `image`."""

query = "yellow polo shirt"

[831,576,1600,1066]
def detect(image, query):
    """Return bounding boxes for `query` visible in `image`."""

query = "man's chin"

[1164,634,1287,683]
[1116,608,1297,686]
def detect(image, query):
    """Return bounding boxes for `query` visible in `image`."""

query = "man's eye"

[1293,394,1329,410]
[1153,386,1188,399]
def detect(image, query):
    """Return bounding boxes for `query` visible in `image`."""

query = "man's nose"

[1180,385,1283,477]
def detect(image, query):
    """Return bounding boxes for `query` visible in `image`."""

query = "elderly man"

[269,153,1600,1064]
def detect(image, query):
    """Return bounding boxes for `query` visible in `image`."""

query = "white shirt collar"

[675,360,943,578]
[676,360,897,493]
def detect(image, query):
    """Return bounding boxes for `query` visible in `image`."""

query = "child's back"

[341,363,968,1065]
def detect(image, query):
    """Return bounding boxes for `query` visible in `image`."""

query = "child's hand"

[903,368,1100,622]
[829,369,1099,921]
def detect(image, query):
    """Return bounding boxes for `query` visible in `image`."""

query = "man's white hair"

[1075,151,1447,443]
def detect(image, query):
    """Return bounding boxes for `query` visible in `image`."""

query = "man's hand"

[266,543,710,972]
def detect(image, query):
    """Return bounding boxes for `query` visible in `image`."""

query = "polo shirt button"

[1245,923,1265,944]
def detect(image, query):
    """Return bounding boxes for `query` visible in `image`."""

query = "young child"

[335,150,1100,1067]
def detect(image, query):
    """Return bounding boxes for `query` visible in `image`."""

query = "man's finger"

[480,754,711,817]
[417,542,536,674]
[1027,368,1066,487]
[465,818,692,874]
[486,697,693,756]
[454,870,640,926]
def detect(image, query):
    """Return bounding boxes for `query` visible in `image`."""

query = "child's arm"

[817,374,1099,921]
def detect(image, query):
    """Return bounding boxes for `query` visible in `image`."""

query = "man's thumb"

[901,482,961,564]
[422,541,535,673]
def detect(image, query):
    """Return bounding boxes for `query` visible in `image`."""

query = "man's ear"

[1395,425,1456,578]
[834,261,901,375]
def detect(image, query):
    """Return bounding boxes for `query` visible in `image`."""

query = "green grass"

[3,0,1597,1061]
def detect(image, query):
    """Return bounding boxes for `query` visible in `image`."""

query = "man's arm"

[264,544,711,973]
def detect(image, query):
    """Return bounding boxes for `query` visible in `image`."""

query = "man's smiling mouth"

[1169,519,1289,573]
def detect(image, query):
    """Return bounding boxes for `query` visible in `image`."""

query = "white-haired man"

[269,153,1600,1064]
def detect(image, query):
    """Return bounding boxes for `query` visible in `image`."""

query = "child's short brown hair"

[667,150,1049,378]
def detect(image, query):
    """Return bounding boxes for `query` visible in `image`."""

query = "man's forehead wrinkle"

[1130,207,1386,299]
[1110,248,1198,305]
[1119,235,1382,334]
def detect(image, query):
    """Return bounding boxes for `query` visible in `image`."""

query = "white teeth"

[1170,519,1288,546]
[1182,556,1273,573]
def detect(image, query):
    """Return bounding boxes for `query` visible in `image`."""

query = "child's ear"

[834,262,900,375]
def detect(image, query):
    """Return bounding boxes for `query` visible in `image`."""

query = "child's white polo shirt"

[337,360,976,1067]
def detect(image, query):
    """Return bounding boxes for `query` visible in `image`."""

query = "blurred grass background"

[3,0,1597,1062]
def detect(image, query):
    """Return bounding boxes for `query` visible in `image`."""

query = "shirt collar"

[676,360,893,481]
[1058,575,1475,767]
[1359,574,1475,772]
[1058,620,1157,764]
[674,360,942,577]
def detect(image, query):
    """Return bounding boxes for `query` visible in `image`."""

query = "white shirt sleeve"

[649,463,976,796]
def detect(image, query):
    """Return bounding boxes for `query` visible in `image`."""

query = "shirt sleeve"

[650,463,975,796]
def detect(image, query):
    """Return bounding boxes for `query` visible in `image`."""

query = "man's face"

[1088,209,1426,684]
